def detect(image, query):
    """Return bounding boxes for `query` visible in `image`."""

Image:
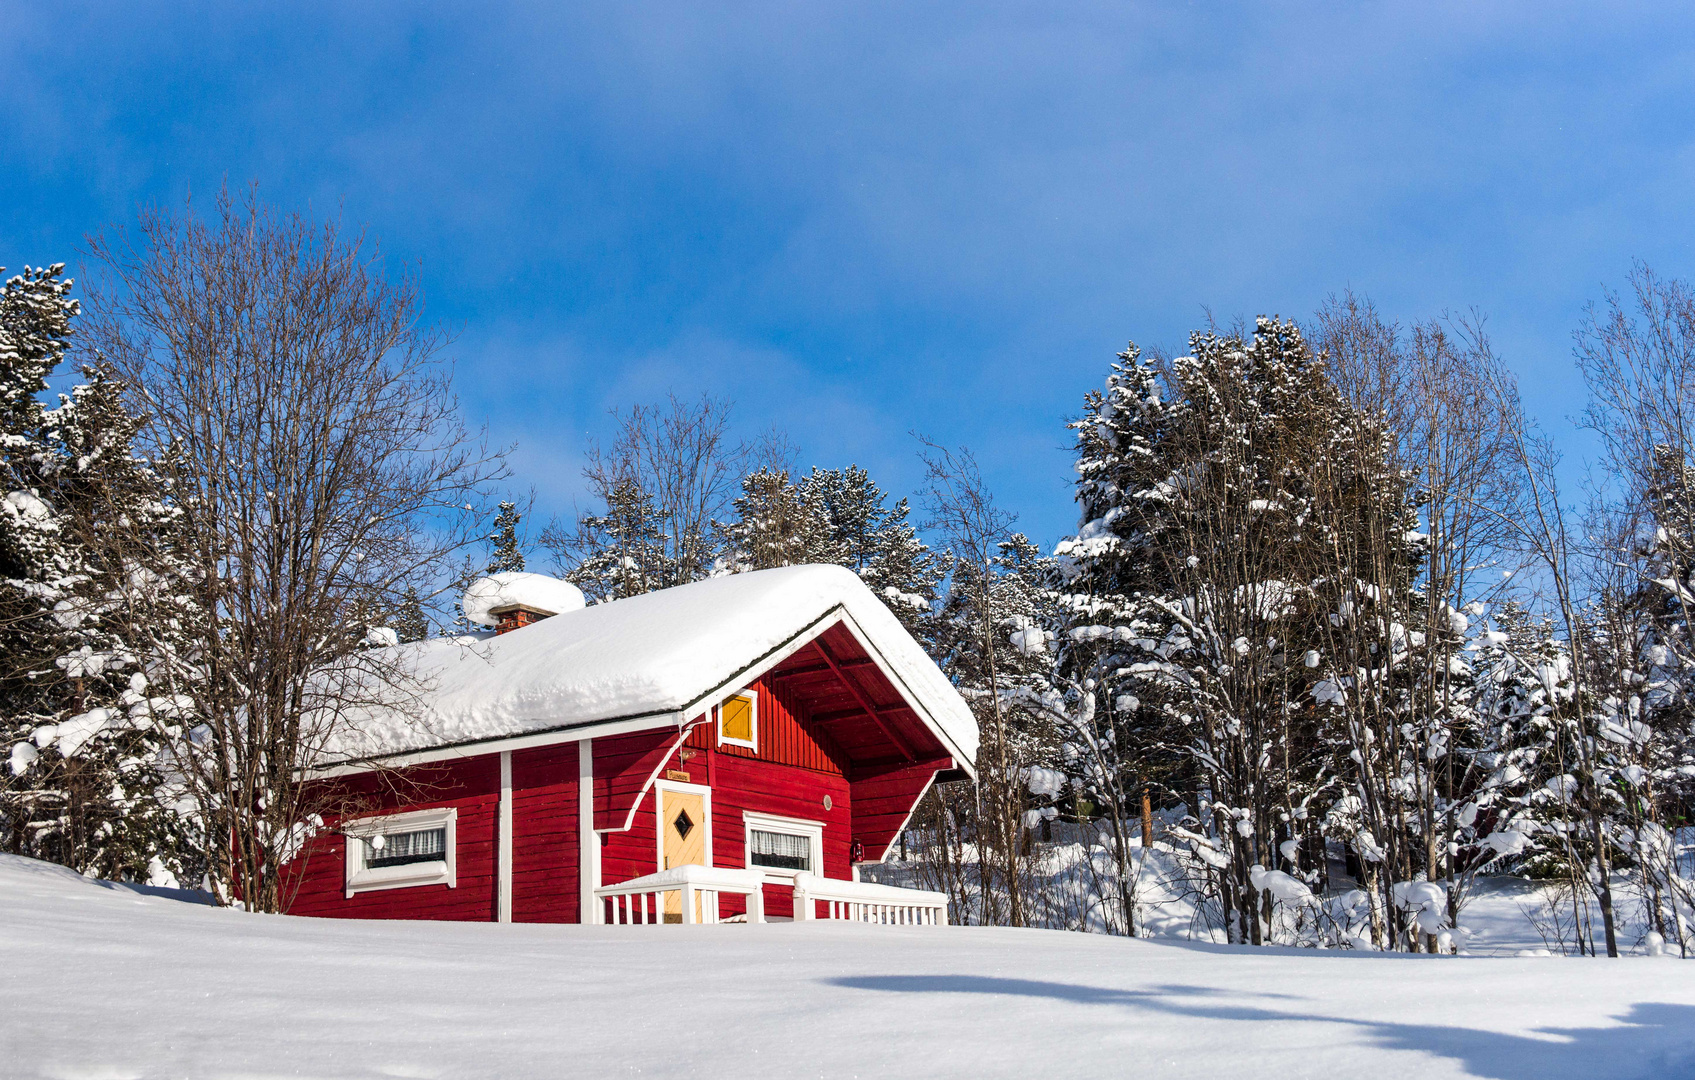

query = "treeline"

[5,191,1692,957]
[536,292,1695,958]
[898,292,1695,958]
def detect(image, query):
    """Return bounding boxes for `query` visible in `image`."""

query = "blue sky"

[4,3,1692,550]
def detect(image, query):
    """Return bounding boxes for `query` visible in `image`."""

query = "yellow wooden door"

[661,788,706,921]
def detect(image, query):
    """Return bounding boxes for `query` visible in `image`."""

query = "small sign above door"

[665,769,691,782]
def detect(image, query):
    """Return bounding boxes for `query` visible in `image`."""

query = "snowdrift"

[4,853,1694,1079]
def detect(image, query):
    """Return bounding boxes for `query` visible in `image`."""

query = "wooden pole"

[1141,788,1155,848]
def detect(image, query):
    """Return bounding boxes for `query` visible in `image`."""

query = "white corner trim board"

[343,806,458,898]
[579,738,599,924]
[498,751,513,923]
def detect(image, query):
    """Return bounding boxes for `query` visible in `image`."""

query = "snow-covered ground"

[870,830,1674,957]
[4,854,1694,1080]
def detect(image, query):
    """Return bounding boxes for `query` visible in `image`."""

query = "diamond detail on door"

[673,809,694,841]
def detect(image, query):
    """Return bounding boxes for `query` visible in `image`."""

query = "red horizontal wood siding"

[593,729,683,832]
[691,676,844,776]
[850,756,951,862]
[510,742,580,923]
[284,756,500,921]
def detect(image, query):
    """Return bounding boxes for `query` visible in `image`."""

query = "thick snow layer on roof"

[460,571,586,626]
[325,564,977,764]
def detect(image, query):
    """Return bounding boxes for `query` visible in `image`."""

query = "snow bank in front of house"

[5,852,1694,1080]
[327,564,977,764]
[460,571,586,626]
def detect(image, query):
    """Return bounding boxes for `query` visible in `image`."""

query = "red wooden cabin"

[283,565,976,924]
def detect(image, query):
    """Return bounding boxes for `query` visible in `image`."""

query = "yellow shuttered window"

[719,692,757,749]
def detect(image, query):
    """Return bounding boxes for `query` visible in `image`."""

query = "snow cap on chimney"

[461,572,586,634]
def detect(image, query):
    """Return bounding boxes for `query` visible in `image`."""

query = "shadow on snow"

[825,975,1695,1080]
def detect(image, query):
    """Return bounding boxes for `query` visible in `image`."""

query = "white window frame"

[716,689,759,750]
[343,806,458,898]
[654,779,714,872]
[743,810,824,883]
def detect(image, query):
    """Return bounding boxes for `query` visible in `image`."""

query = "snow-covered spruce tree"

[716,467,840,572]
[1,266,201,883]
[1619,451,1695,952]
[486,501,525,573]
[1,265,88,864]
[442,499,530,630]
[1052,319,1429,946]
[446,497,533,632]
[1580,578,1689,955]
[713,463,944,638]
[800,466,943,639]
[1469,604,1561,861]
[1471,607,1627,954]
[1543,461,1695,957]
[1048,343,1185,935]
[390,586,431,644]
[559,477,677,602]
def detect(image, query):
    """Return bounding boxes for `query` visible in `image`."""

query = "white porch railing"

[595,865,767,925]
[792,872,949,925]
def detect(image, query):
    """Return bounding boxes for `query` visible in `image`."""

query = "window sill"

[345,862,454,897]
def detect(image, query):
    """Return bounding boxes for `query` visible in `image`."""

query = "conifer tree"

[563,477,676,602]
[800,465,942,637]
[486,501,525,573]
[1,266,201,883]
[391,586,431,643]
[717,468,838,572]
[711,462,943,636]
[543,395,744,602]
[1051,319,1428,945]
[1,265,84,864]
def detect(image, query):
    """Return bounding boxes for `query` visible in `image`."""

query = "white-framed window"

[743,810,823,880]
[717,689,758,750]
[343,806,457,897]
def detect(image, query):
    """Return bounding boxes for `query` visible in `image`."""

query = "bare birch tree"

[543,394,755,600]
[83,185,507,911]
[1571,262,1695,955]
[917,437,1032,926]
[1484,377,1622,956]
[1314,293,1529,941]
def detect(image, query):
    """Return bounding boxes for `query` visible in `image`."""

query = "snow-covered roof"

[319,565,977,768]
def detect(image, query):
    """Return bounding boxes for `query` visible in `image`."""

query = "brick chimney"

[491,604,555,635]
